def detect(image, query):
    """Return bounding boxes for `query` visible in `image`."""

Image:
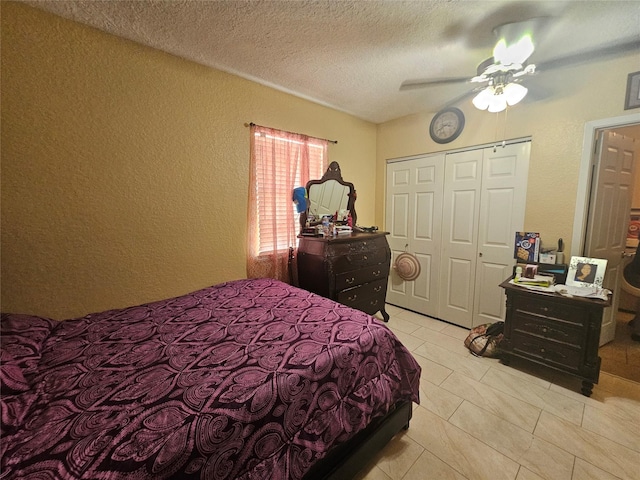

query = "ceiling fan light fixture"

[473,81,528,112]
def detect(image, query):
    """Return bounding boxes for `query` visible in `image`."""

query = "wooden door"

[585,130,637,345]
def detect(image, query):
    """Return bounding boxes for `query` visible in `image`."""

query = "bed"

[1,278,421,479]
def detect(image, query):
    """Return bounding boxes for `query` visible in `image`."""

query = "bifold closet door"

[386,155,444,317]
[439,142,530,328]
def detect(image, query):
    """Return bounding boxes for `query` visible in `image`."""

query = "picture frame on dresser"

[566,256,608,288]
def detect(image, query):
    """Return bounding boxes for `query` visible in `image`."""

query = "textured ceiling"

[24,0,640,123]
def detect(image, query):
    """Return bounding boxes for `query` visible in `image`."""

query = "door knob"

[479,252,483,257]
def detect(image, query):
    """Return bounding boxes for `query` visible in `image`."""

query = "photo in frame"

[624,71,640,110]
[566,256,608,288]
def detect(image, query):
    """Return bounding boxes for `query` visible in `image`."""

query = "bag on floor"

[464,321,504,357]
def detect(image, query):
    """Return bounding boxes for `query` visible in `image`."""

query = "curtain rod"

[245,122,338,144]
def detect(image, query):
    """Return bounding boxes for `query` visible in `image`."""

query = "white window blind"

[252,130,326,255]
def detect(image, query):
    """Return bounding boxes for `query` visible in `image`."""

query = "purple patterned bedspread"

[1,278,420,479]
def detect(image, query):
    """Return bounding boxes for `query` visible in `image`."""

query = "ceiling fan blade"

[536,38,640,72]
[400,76,470,91]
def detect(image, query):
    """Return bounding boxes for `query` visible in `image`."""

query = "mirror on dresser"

[300,161,357,229]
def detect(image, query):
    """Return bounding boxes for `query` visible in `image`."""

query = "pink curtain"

[247,125,327,282]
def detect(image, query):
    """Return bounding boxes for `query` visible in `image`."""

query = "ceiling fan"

[400,20,640,113]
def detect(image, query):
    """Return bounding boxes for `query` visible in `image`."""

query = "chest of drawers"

[499,278,610,396]
[297,232,391,321]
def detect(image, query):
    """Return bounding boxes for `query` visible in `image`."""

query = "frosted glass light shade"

[504,83,528,106]
[487,94,507,113]
[472,87,495,110]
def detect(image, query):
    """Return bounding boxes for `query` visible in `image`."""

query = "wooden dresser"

[499,278,611,396]
[297,232,391,321]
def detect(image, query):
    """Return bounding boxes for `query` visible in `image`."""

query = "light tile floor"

[357,305,640,480]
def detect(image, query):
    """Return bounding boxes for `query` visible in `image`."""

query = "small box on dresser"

[499,277,611,397]
[297,232,391,321]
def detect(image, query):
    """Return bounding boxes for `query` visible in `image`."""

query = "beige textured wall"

[1,2,376,319]
[376,51,640,255]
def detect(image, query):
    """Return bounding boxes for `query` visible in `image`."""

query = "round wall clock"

[429,107,465,144]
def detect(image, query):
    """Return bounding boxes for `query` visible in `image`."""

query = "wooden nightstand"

[499,278,611,396]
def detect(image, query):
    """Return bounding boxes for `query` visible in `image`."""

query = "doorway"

[573,112,640,383]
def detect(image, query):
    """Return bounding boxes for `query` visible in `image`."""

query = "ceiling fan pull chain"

[502,107,508,148]
[494,112,500,152]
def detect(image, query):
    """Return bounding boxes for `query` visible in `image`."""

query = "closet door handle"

[479,252,483,257]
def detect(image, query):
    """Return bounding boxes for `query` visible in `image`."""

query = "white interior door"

[439,150,482,328]
[386,155,444,316]
[585,130,637,345]
[473,143,531,327]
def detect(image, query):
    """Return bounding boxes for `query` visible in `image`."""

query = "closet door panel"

[412,252,432,303]
[443,257,473,311]
[439,150,482,328]
[408,157,444,316]
[387,184,411,302]
[385,155,443,317]
[473,143,531,326]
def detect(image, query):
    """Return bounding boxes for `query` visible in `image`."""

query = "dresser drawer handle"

[372,270,381,276]
[348,294,357,302]
[540,348,545,353]
[541,307,549,313]
[363,255,368,260]
[346,277,355,284]
[374,286,383,292]
[542,327,548,334]
[370,299,379,306]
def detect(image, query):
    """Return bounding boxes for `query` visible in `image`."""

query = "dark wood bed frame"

[303,400,413,479]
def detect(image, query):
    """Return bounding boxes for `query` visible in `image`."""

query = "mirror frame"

[301,161,357,229]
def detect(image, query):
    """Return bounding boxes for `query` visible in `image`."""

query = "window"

[247,125,327,281]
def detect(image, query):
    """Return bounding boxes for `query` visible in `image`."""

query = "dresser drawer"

[514,296,587,327]
[337,278,388,307]
[335,266,388,290]
[353,295,386,316]
[511,314,583,348]
[511,332,582,371]
[327,237,385,256]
